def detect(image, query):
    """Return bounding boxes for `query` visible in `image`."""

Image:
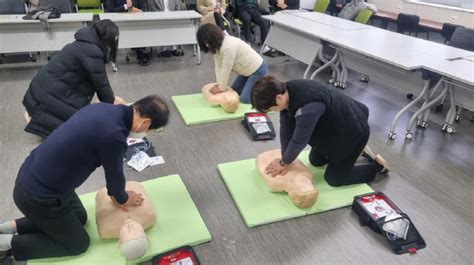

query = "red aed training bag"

[151,246,199,265]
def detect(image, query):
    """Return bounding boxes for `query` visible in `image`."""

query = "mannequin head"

[118,219,148,261]
[202,83,240,113]
[256,149,318,209]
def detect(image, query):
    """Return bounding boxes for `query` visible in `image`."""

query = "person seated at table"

[197,24,268,104]
[104,0,152,65]
[231,0,269,44]
[269,0,299,12]
[197,0,228,31]
[251,76,389,187]
[144,0,186,57]
[338,0,377,21]
[22,19,126,139]
[262,0,301,57]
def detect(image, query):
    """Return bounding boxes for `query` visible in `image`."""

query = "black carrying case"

[352,192,426,254]
[241,112,276,141]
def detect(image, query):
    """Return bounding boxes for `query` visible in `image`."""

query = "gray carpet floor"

[0,42,473,264]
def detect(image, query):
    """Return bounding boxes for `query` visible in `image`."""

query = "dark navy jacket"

[18,103,133,204]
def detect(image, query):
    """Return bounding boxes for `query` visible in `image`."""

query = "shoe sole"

[24,112,31,123]
[362,145,376,160]
[375,154,390,174]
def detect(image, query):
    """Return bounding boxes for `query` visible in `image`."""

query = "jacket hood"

[74,27,104,48]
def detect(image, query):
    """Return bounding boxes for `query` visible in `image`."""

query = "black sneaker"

[159,50,173,57]
[263,49,277,57]
[138,55,150,66]
[172,49,184,56]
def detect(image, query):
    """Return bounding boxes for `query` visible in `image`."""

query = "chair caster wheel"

[359,75,369,82]
[405,132,414,140]
[388,132,396,140]
[455,115,460,122]
[416,121,428,129]
[340,83,346,89]
[446,126,455,134]
[328,79,335,84]
[441,123,448,131]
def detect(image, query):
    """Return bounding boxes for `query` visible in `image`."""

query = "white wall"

[369,0,474,28]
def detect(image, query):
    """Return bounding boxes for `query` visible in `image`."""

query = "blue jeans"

[232,63,268,104]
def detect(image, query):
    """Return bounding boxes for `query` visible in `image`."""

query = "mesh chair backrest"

[396,13,419,33]
[314,0,330,13]
[354,8,373,24]
[39,0,73,13]
[441,23,464,41]
[449,27,474,52]
[0,0,26,14]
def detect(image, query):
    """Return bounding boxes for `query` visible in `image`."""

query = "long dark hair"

[196,24,224,54]
[93,19,119,63]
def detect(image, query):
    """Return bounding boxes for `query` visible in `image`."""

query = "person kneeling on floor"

[250,76,389,187]
[197,23,268,104]
[0,95,169,262]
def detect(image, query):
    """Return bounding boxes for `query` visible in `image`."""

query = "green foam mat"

[171,93,253,125]
[218,151,374,227]
[28,175,211,265]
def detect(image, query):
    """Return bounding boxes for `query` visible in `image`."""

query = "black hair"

[196,24,224,54]
[250,76,287,112]
[93,19,119,63]
[133,95,170,129]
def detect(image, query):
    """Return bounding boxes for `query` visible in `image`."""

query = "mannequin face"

[119,219,148,260]
[119,219,146,244]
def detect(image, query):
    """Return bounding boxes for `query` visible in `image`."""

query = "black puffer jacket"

[23,26,115,138]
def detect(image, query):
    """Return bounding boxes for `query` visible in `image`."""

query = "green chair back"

[76,0,103,14]
[313,0,330,13]
[77,0,101,8]
[354,8,373,24]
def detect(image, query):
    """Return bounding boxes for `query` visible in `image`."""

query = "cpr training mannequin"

[95,181,156,260]
[256,149,318,209]
[202,83,240,113]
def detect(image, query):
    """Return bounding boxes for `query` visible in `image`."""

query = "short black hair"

[93,19,119,63]
[196,24,224,54]
[251,76,286,112]
[133,95,170,129]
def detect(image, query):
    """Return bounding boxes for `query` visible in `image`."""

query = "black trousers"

[309,129,379,187]
[238,6,268,43]
[11,178,90,261]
